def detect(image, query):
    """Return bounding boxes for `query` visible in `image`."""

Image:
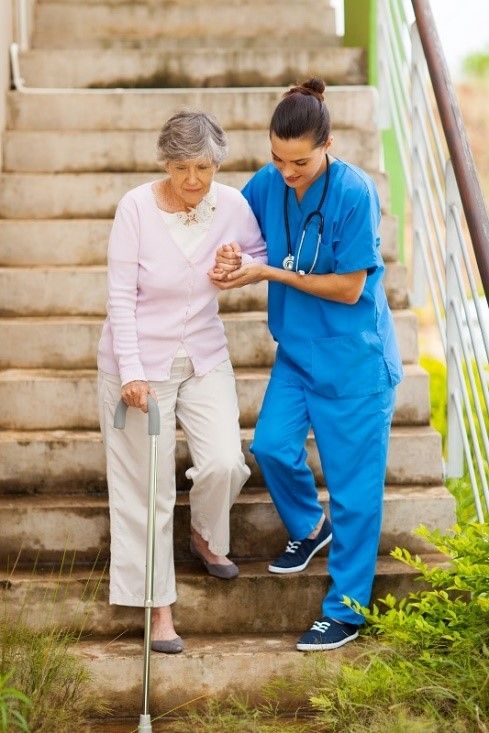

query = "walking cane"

[114,395,161,733]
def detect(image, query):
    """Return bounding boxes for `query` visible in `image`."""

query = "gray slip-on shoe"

[190,540,239,579]
[151,636,184,654]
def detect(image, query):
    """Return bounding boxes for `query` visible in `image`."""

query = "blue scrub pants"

[251,373,396,625]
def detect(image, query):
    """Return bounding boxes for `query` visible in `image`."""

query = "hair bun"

[302,77,326,99]
[284,77,326,102]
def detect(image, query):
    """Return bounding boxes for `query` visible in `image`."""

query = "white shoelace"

[311,620,331,633]
[285,540,302,554]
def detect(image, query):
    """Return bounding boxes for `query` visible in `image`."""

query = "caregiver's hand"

[210,263,268,289]
[121,380,156,413]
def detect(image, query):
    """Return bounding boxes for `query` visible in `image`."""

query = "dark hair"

[270,77,331,147]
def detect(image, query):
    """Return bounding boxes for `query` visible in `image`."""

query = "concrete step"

[0,261,407,317]
[0,273,272,315]
[0,425,444,494]
[0,363,429,431]
[70,634,349,716]
[0,207,396,267]
[7,87,378,132]
[1,546,451,637]
[0,171,391,220]
[18,47,366,88]
[3,128,380,173]
[0,220,112,267]
[33,1,336,48]
[0,312,275,369]
[0,487,453,567]
[0,310,417,370]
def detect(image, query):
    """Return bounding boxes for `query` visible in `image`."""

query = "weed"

[0,551,108,732]
[0,672,30,733]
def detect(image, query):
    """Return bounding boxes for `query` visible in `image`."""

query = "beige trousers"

[98,357,250,607]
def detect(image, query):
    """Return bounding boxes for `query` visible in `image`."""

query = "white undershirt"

[159,210,210,259]
[159,186,216,357]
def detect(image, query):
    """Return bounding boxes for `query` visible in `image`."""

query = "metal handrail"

[377,0,489,521]
[412,0,489,302]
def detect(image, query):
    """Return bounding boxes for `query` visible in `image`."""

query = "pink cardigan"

[97,181,267,385]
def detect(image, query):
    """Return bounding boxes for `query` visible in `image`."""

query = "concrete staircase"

[0,0,455,720]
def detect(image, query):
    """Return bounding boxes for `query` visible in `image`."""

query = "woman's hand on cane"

[121,380,157,413]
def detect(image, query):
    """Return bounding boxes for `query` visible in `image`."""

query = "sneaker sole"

[296,630,359,651]
[267,532,332,574]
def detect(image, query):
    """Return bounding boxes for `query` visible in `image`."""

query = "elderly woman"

[97,110,266,653]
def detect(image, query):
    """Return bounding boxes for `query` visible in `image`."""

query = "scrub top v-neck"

[242,160,403,398]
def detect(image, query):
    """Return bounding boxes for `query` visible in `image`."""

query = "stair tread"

[72,633,341,659]
[0,424,441,441]
[0,261,403,272]
[0,484,452,509]
[22,44,360,54]
[0,311,268,323]
[0,309,412,323]
[0,362,425,381]
[1,552,445,583]
[7,86,378,133]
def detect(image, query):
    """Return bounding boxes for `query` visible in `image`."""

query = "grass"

[0,554,108,733]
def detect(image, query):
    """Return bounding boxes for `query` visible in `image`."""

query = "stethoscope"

[282,154,331,275]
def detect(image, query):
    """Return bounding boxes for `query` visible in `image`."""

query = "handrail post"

[410,23,428,306]
[16,0,29,51]
[446,160,464,478]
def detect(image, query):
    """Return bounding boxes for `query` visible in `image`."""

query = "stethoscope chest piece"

[282,255,295,271]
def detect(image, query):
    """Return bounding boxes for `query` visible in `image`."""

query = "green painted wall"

[344,0,406,260]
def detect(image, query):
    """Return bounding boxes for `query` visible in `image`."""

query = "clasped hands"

[208,242,267,289]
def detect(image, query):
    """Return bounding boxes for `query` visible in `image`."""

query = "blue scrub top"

[242,160,403,399]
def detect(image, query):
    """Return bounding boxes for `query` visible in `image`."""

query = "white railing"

[10,0,29,91]
[16,0,29,51]
[377,0,489,521]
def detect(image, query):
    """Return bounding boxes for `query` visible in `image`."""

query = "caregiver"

[210,78,403,651]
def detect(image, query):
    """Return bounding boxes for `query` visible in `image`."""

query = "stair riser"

[0,261,406,316]
[0,429,444,494]
[0,264,270,312]
[0,316,276,369]
[3,129,380,173]
[0,311,416,370]
[33,2,336,47]
[0,564,440,637]
[7,88,378,132]
[0,487,454,571]
[0,210,396,266]
[0,367,429,431]
[0,172,391,222]
[81,643,307,716]
[20,48,366,89]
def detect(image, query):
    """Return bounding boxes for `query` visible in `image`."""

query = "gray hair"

[156,110,229,166]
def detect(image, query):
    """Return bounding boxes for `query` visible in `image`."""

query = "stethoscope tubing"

[283,154,331,275]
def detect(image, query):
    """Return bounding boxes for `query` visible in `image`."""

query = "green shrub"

[356,523,489,652]
[420,356,447,444]
[420,354,488,523]
[313,523,489,731]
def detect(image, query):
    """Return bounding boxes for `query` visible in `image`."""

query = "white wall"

[0,1,14,168]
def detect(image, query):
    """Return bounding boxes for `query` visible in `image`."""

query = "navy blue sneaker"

[296,616,359,651]
[268,518,332,574]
